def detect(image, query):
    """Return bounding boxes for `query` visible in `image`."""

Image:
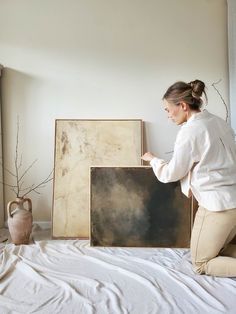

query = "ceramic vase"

[7,197,33,245]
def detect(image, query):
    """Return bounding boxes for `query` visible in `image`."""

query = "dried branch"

[0,181,18,196]
[18,159,38,182]
[11,188,18,195]
[15,116,20,196]
[21,170,54,198]
[212,79,229,122]
[31,189,41,195]
[19,153,23,169]
[20,183,35,192]
[0,116,53,199]
[19,180,25,190]
[0,162,17,178]
[0,181,18,188]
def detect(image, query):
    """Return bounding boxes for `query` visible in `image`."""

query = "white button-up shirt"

[150,110,236,211]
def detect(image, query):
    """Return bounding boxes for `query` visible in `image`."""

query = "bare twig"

[19,180,25,190]
[15,116,20,196]
[0,162,17,178]
[18,159,38,182]
[0,181,18,188]
[20,183,35,191]
[21,170,54,198]
[1,117,53,198]
[32,189,41,195]
[0,181,18,196]
[212,79,229,122]
[19,153,23,169]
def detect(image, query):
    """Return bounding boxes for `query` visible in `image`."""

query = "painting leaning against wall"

[52,119,143,238]
[90,167,193,248]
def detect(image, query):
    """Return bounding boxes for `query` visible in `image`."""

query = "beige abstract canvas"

[52,119,143,238]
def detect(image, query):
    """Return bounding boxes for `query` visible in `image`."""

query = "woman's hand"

[141,152,156,162]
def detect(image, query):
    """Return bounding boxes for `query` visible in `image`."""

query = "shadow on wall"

[1,67,44,117]
[1,67,45,163]
[1,67,52,222]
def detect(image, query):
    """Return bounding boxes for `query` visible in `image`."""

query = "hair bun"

[189,80,205,99]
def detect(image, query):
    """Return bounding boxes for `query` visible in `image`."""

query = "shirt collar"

[186,109,209,124]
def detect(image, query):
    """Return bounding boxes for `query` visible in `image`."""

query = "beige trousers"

[190,206,236,277]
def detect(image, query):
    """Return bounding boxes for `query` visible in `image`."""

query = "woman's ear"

[180,102,188,111]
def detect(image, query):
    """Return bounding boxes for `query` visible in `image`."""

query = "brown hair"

[163,79,207,110]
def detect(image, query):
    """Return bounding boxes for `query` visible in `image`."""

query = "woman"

[141,80,236,277]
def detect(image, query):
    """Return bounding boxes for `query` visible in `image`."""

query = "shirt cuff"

[150,157,160,167]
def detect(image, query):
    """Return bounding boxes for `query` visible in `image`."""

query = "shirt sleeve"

[150,128,198,183]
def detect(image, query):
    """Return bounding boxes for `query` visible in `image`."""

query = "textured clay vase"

[7,197,33,245]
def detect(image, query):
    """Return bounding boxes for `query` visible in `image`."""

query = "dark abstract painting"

[90,167,193,248]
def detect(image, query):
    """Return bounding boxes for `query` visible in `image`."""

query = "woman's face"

[163,99,187,125]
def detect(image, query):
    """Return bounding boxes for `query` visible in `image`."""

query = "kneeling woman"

[142,80,236,277]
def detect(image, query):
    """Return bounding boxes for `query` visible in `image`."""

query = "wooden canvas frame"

[52,119,143,238]
[90,166,195,248]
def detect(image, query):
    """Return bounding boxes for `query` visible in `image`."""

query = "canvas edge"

[51,119,57,239]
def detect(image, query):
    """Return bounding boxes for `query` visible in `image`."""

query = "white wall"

[0,65,4,227]
[0,0,229,222]
[228,0,236,134]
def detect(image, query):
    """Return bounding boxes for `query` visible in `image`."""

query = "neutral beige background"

[0,0,229,223]
[0,65,4,227]
[228,0,236,133]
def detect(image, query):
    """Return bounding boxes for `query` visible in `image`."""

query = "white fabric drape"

[0,229,236,314]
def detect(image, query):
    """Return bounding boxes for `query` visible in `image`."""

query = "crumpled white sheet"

[0,228,236,314]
